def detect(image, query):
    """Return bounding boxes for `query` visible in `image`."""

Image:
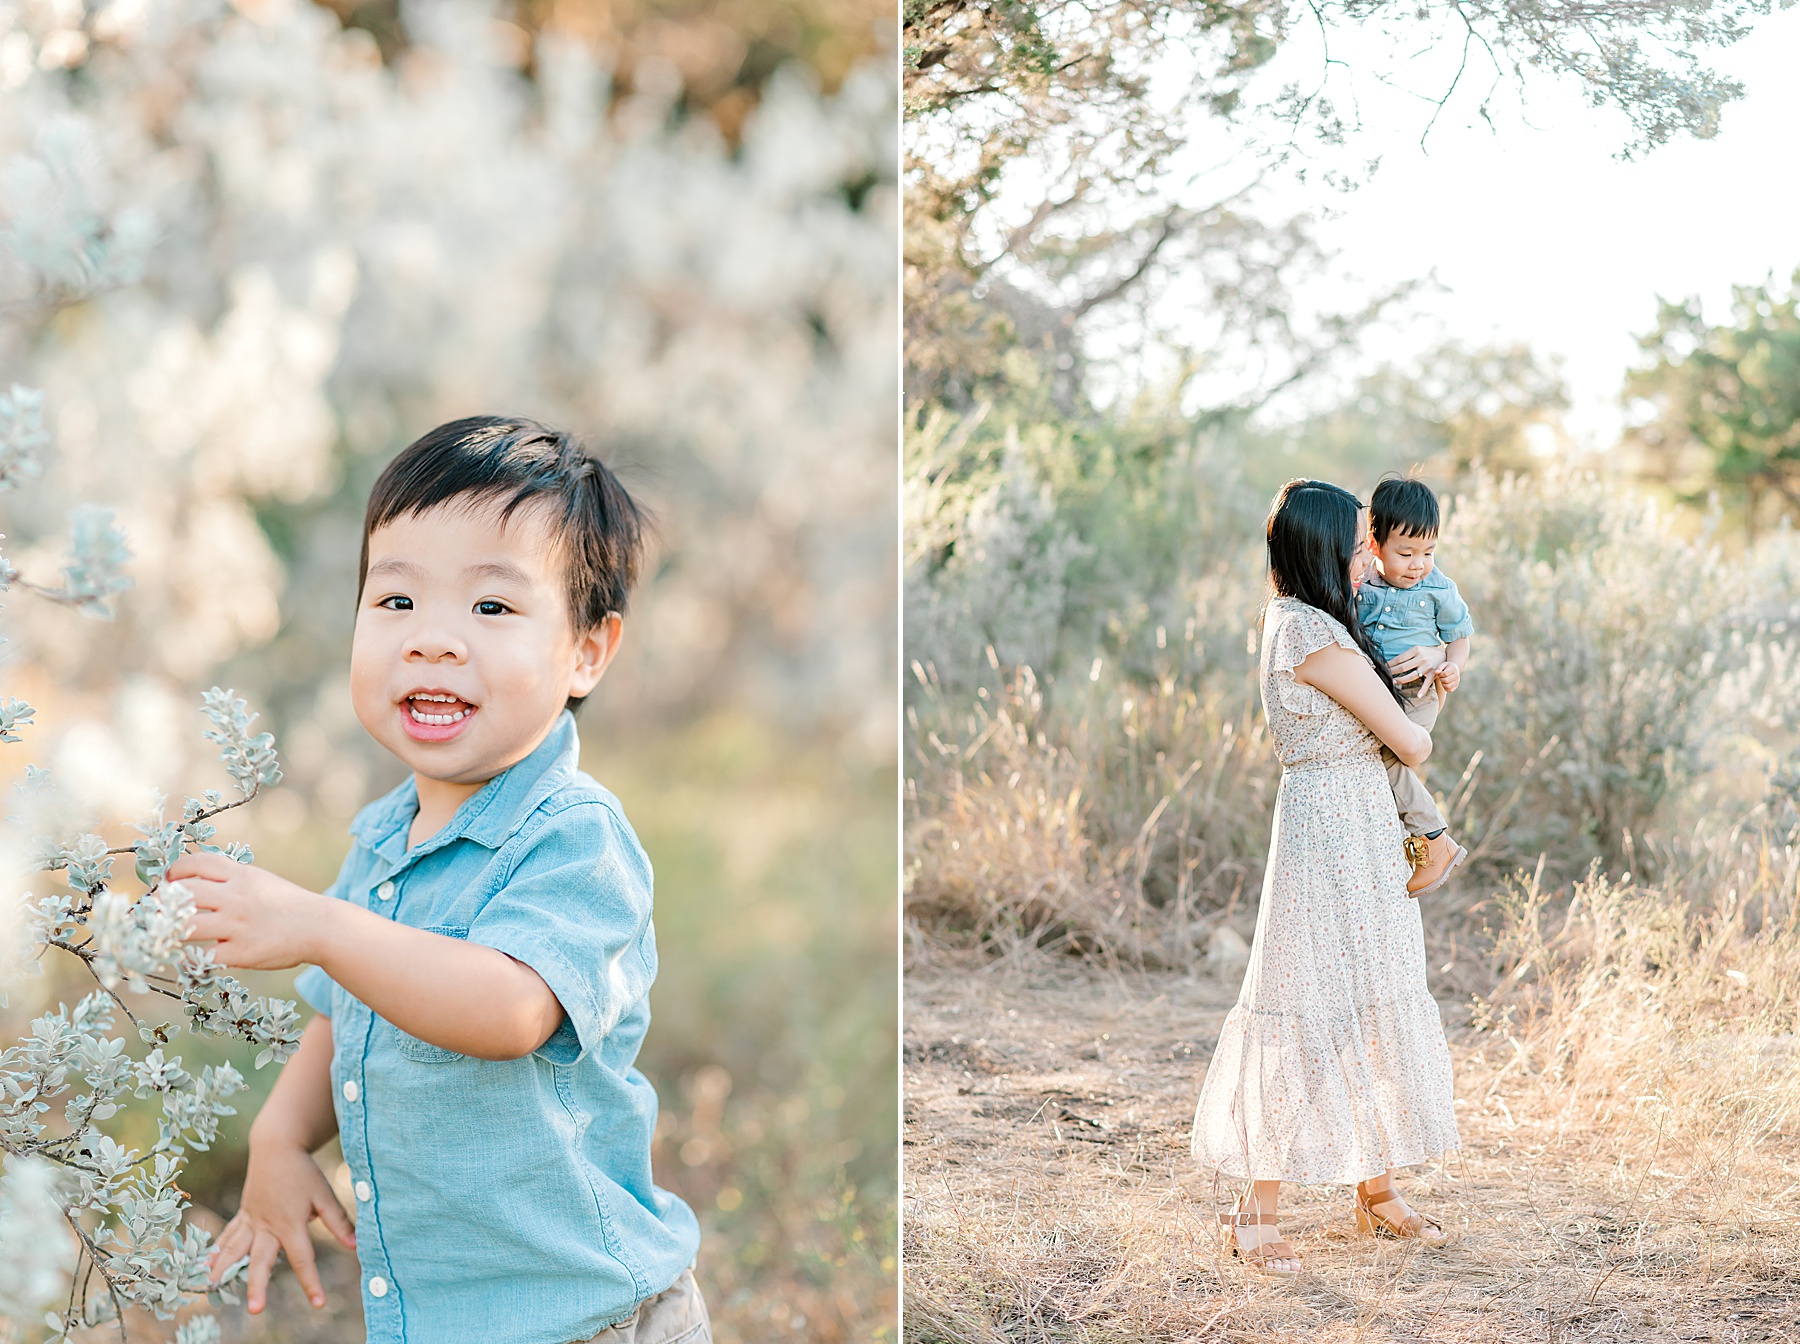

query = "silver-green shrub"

[906,400,1800,956]
[0,400,298,1340]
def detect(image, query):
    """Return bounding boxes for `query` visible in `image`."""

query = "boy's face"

[1372,526,1436,589]
[351,499,620,786]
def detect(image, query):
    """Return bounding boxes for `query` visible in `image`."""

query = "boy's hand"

[209,1136,355,1312]
[1434,661,1462,696]
[170,852,328,970]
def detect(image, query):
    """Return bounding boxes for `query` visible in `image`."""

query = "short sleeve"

[292,868,352,1016]
[1266,602,1364,717]
[469,800,655,1067]
[293,964,336,1016]
[1433,575,1474,643]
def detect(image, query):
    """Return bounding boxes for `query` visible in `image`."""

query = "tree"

[904,0,1771,408]
[1625,271,1800,528]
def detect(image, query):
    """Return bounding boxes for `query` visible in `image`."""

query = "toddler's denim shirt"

[1356,566,1475,665]
[293,712,699,1344]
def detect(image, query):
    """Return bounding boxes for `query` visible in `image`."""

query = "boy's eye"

[475,600,510,616]
[379,595,413,611]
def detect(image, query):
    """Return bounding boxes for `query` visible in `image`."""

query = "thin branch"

[1071,206,1187,318]
[46,940,141,1025]
[60,1207,130,1344]
[34,786,260,873]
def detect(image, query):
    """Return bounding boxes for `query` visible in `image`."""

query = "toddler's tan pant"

[1380,687,1445,838]
[572,1268,711,1344]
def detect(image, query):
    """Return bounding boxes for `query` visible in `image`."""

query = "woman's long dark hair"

[1266,478,1406,707]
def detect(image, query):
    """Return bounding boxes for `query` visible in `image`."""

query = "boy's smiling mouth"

[402,689,479,742]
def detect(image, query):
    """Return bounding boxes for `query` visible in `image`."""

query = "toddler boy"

[1356,476,1473,897]
[173,417,707,1344]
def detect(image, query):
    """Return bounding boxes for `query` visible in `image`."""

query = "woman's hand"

[1386,642,1446,686]
[210,1134,356,1312]
[169,852,330,970]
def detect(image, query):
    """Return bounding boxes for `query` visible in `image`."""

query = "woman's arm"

[1293,644,1432,767]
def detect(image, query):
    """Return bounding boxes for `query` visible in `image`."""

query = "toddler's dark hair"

[359,416,650,710]
[1369,476,1439,544]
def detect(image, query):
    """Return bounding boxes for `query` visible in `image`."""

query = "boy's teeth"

[408,697,472,726]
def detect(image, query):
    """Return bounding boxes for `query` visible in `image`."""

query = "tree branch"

[60,1207,130,1344]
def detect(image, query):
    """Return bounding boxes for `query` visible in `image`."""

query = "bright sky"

[1249,7,1800,446]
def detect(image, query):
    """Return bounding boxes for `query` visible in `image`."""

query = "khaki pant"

[573,1269,711,1344]
[1380,687,1445,838]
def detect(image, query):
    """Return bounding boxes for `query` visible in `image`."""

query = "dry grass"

[905,665,1275,971]
[902,837,1800,1343]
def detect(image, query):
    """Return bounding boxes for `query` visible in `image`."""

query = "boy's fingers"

[209,1214,251,1281]
[245,1228,283,1314]
[315,1191,358,1249]
[168,851,239,881]
[282,1226,327,1310]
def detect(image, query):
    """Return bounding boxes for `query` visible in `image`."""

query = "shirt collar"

[348,712,583,866]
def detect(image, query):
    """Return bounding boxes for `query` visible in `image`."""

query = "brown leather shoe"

[1404,831,1466,897]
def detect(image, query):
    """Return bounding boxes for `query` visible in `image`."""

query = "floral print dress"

[1191,597,1461,1184]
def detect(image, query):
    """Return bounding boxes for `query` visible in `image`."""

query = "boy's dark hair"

[1369,475,1440,544]
[359,416,650,711]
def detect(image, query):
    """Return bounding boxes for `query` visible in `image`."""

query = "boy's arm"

[170,852,565,1061]
[209,1014,356,1312]
[1435,634,1470,693]
[1433,575,1474,694]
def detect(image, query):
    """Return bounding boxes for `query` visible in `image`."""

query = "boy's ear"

[569,614,623,699]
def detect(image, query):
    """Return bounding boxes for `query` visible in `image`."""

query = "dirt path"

[903,961,1800,1343]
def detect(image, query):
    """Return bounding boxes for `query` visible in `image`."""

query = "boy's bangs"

[358,415,650,638]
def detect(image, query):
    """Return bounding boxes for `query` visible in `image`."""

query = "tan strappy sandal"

[1219,1198,1302,1279]
[1354,1180,1447,1244]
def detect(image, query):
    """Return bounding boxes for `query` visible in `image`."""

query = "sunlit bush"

[906,400,1800,959]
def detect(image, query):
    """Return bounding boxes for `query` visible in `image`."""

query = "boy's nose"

[407,635,467,661]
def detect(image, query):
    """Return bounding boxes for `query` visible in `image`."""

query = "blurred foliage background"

[0,0,895,1339]
[902,0,1800,965]
[907,0,1800,964]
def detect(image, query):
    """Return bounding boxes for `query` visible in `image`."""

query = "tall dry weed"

[1473,804,1800,1203]
[906,653,1275,968]
[908,458,1800,964]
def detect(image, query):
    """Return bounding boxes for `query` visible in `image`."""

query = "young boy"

[172,418,708,1344]
[1356,476,1473,897]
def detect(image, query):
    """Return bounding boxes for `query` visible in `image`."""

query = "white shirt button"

[342,1080,359,1103]
[375,881,395,901]
[354,1180,372,1202]
[368,1276,388,1298]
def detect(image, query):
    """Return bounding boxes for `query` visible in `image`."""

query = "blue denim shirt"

[1355,566,1475,665]
[292,713,699,1344]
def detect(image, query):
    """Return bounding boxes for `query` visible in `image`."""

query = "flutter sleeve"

[1266,601,1366,717]
[1433,572,1474,643]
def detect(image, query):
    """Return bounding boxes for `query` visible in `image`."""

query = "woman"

[1191,479,1461,1278]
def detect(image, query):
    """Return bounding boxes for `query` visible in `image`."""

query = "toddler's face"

[1372,527,1436,589]
[350,500,617,786]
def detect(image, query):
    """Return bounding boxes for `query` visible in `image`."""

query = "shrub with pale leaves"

[0,395,298,1340]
